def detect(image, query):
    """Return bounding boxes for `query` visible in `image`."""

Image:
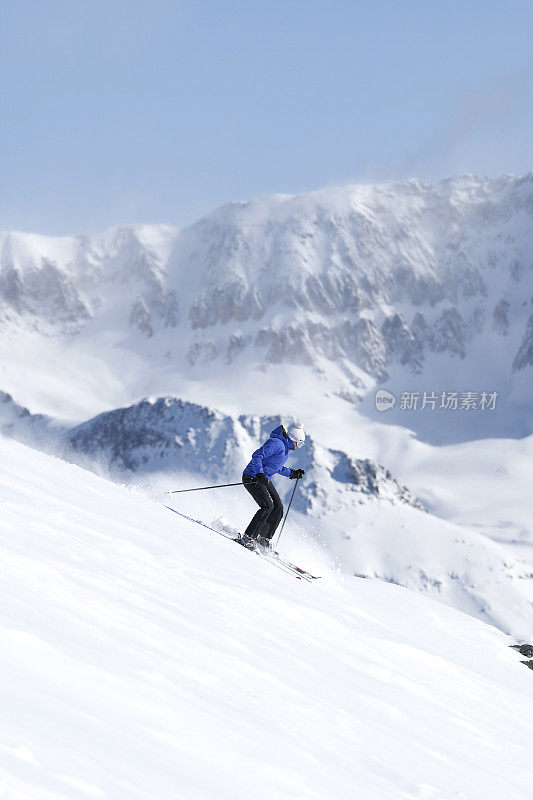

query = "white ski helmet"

[287,424,305,447]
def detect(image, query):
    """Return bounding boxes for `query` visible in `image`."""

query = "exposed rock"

[511,644,533,658]
[470,306,485,334]
[0,265,24,308]
[24,259,92,329]
[492,298,510,335]
[306,321,344,361]
[130,297,153,337]
[457,266,487,300]
[431,308,468,358]
[187,342,201,366]
[152,289,179,328]
[411,311,433,348]
[189,283,264,328]
[381,313,424,373]
[330,451,425,510]
[303,271,361,315]
[255,326,315,366]
[353,318,389,382]
[187,341,219,366]
[68,397,243,475]
[512,314,533,372]
[510,260,524,281]
[225,331,247,364]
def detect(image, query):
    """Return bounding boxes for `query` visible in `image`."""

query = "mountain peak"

[1,174,532,439]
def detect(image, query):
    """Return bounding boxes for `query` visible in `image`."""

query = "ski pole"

[165,481,255,495]
[275,477,299,547]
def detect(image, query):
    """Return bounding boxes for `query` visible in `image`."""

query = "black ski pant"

[242,473,283,541]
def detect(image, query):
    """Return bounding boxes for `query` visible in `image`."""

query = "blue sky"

[1,0,532,234]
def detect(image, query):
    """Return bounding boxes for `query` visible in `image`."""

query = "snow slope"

[1,435,532,800]
[1,175,532,676]
[2,391,531,639]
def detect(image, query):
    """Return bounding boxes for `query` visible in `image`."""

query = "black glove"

[290,468,305,480]
[255,473,269,485]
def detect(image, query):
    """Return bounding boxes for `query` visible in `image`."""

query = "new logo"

[375,389,396,411]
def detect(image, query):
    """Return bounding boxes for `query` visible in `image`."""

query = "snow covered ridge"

[63,395,424,512]
[0,391,67,447]
[0,386,424,514]
[1,174,532,380]
[3,390,533,638]
[0,224,178,335]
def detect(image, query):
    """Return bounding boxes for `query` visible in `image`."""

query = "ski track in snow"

[1,436,533,800]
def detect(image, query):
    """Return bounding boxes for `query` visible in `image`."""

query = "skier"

[240,424,306,550]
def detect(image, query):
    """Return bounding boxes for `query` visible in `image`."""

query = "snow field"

[1,436,532,800]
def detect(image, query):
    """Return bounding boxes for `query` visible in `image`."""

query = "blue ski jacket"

[243,425,295,480]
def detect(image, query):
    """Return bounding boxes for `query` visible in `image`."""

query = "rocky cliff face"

[1,176,532,388]
[512,314,533,372]
[170,174,533,381]
[0,225,178,335]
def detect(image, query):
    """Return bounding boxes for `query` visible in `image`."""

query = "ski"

[279,557,321,580]
[164,505,236,539]
[257,549,321,581]
[250,546,308,580]
[238,538,320,581]
[280,561,320,580]
[165,505,317,581]
[237,540,310,581]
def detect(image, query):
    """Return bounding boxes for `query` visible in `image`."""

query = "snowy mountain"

[66,396,424,512]
[1,174,532,440]
[2,388,531,639]
[2,175,533,796]
[1,435,532,799]
[0,390,422,512]
[0,224,178,336]
[1,175,533,639]
[0,390,66,447]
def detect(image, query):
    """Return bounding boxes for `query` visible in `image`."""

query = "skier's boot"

[238,534,256,550]
[256,535,273,551]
